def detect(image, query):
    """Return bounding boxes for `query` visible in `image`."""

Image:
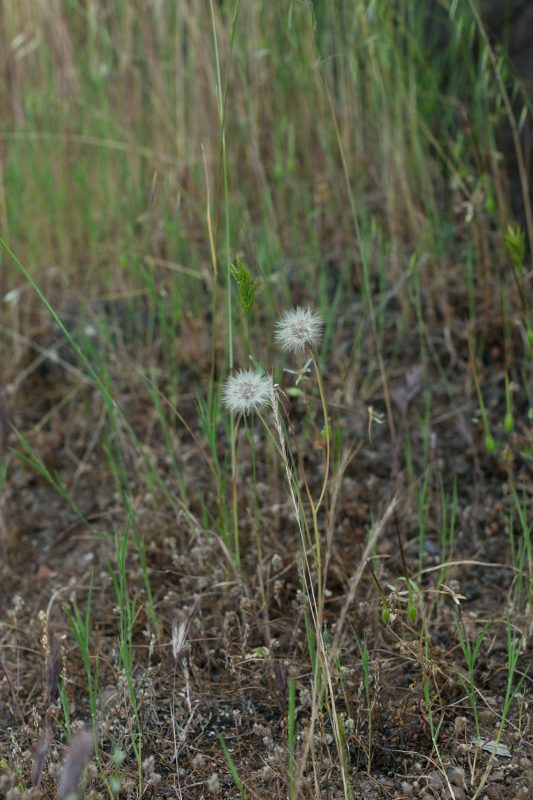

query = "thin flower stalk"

[268,385,329,796]
[222,369,273,565]
[309,349,330,512]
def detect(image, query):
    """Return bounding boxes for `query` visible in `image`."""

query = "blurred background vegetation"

[1,1,530,353]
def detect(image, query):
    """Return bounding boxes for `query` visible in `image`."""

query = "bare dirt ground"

[0,291,531,800]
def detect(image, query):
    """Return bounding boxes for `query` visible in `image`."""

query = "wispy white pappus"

[275,306,324,355]
[222,369,273,415]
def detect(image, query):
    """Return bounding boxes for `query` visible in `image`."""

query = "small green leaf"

[246,646,269,659]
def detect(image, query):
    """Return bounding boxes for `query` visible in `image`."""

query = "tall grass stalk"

[510,487,533,609]
[417,466,431,570]
[421,622,456,799]
[107,517,143,793]
[217,731,248,800]
[454,613,490,739]
[266,381,353,798]
[64,579,98,740]
[356,636,373,773]
[472,612,528,800]
[287,676,296,800]
[208,0,242,564]
[438,476,458,586]
[128,501,159,635]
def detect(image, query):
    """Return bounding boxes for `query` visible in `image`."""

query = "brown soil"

[0,297,532,800]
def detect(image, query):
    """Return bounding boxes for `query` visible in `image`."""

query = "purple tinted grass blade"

[57,732,94,800]
[46,632,63,707]
[32,732,50,787]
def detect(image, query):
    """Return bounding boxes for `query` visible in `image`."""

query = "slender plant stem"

[309,349,330,512]
[230,412,243,567]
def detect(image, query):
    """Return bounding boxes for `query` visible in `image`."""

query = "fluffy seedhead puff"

[275,306,324,354]
[222,369,273,415]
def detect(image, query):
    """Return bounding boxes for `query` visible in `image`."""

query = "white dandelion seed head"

[222,369,273,415]
[275,306,324,354]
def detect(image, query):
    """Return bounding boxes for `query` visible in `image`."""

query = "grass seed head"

[172,619,188,662]
[222,369,273,415]
[275,306,324,354]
